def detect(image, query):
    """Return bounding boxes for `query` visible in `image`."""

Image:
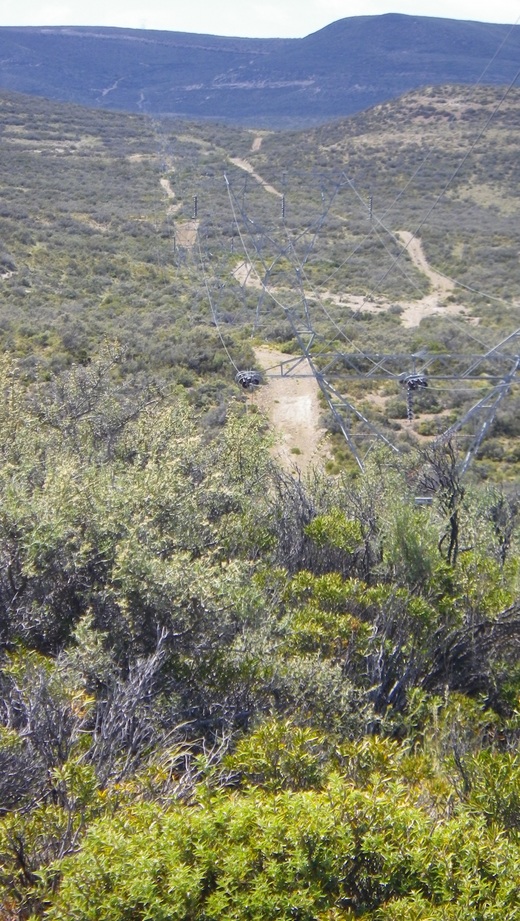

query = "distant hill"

[0,14,518,125]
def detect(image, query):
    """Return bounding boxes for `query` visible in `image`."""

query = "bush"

[47,774,520,921]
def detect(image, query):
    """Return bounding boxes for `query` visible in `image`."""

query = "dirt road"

[252,346,329,473]
[228,157,283,198]
[396,231,473,327]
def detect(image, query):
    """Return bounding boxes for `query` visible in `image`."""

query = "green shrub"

[46,776,520,921]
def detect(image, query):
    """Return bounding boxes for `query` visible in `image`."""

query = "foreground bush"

[46,772,520,921]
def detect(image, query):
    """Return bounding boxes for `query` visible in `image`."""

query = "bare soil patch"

[228,157,283,198]
[228,220,476,329]
[252,346,330,473]
[160,177,175,199]
[160,177,182,215]
[396,231,475,327]
[175,220,199,248]
[232,261,263,289]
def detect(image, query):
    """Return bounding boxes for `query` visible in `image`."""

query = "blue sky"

[1,0,519,35]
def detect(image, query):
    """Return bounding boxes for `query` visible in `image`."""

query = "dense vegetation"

[1,86,520,919]
[1,348,520,919]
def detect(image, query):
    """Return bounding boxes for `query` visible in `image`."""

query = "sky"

[1,0,519,36]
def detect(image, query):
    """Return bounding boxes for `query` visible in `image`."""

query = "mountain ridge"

[0,14,518,125]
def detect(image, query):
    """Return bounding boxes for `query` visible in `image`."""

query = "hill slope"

[0,83,519,479]
[0,15,519,124]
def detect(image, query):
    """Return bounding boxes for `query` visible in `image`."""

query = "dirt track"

[395,231,472,327]
[225,147,473,330]
[244,230,473,474]
[252,346,329,473]
[228,157,283,198]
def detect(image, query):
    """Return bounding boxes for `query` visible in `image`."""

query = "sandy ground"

[397,231,454,294]
[228,157,283,198]
[252,346,330,473]
[159,175,196,238]
[160,177,182,216]
[395,231,473,327]
[232,260,264,289]
[175,220,199,247]
[159,177,175,198]
[321,233,473,327]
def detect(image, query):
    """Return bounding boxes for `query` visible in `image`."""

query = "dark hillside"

[0,26,290,113]
[0,14,518,124]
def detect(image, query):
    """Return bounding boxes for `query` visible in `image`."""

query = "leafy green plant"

[44,772,520,921]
